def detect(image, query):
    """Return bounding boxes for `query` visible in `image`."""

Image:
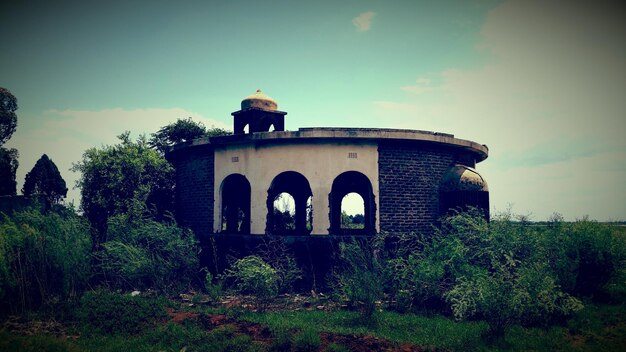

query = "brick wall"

[378,141,455,234]
[171,146,214,238]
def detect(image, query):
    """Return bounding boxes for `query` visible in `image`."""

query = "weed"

[293,327,321,352]
[76,289,168,335]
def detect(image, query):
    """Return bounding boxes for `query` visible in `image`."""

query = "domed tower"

[232,89,287,134]
[439,164,490,219]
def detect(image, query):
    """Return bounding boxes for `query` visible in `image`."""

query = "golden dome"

[241,89,278,111]
[440,165,489,192]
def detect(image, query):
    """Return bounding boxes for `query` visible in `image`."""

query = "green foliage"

[326,343,350,352]
[243,309,488,350]
[22,154,68,207]
[94,212,200,292]
[71,132,174,246]
[0,147,18,196]
[0,87,18,146]
[385,209,596,334]
[149,117,231,154]
[76,289,168,335]
[0,331,79,352]
[293,328,321,352]
[341,211,365,229]
[268,322,292,351]
[539,215,626,301]
[0,209,91,314]
[223,255,278,300]
[256,238,302,293]
[335,240,384,320]
[204,270,223,301]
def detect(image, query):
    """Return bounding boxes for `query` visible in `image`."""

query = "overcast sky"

[1,0,624,221]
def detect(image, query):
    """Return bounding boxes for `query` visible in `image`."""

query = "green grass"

[2,302,624,351]
[239,304,626,351]
[241,309,488,350]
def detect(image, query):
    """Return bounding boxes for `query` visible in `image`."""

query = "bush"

[94,212,200,292]
[223,255,278,301]
[76,289,168,335]
[204,270,223,301]
[334,239,384,320]
[256,238,302,293]
[293,328,321,352]
[539,216,626,301]
[0,208,91,314]
[386,209,585,334]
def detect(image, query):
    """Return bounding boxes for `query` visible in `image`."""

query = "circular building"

[167,90,489,239]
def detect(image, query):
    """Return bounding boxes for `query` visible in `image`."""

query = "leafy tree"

[71,132,174,247]
[149,117,230,154]
[0,87,19,196]
[22,154,68,207]
[0,148,18,196]
[0,87,18,146]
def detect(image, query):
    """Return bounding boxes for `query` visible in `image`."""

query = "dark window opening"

[221,174,251,234]
[330,171,376,235]
[267,171,313,235]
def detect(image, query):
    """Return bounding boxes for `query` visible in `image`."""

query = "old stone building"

[167,90,489,241]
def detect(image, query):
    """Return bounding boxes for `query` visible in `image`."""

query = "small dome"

[241,89,278,111]
[440,165,489,192]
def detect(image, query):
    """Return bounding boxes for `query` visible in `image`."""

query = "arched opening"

[340,192,365,230]
[267,171,313,235]
[220,174,251,234]
[243,124,249,134]
[268,124,275,132]
[271,192,296,232]
[330,171,376,235]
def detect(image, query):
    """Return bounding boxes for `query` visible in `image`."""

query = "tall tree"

[0,87,18,146]
[0,87,19,195]
[71,132,174,247]
[22,154,68,207]
[0,148,18,196]
[149,117,230,154]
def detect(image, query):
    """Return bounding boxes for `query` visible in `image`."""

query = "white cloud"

[374,0,626,220]
[6,108,229,208]
[401,77,434,95]
[352,11,376,32]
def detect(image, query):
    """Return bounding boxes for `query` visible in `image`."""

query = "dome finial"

[241,89,278,111]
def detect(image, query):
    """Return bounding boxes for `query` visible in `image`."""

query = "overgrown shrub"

[334,239,384,320]
[538,216,626,301]
[204,270,223,301]
[223,255,278,301]
[76,289,168,335]
[385,209,586,334]
[0,208,91,314]
[94,212,200,292]
[293,328,321,352]
[256,238,302,293]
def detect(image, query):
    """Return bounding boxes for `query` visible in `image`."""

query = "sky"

[1,0,625,221]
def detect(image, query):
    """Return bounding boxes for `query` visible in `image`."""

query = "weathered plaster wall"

[213,140,379,235]
[378,141,456,235]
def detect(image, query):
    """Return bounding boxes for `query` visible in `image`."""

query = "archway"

[341,192,365,230]
[267,171,313,235]
[220,174,251,234]
[330,171,375,235]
